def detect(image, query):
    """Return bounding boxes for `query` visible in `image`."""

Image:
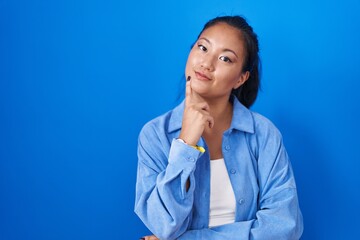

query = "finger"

[191,102,211,116]
[198,109,214,128]
[185,76,207,105]
[185,77,192,106]
[208,116,215,128]
[196,101,210,112]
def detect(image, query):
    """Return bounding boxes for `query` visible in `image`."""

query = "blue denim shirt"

[135,98,303,240]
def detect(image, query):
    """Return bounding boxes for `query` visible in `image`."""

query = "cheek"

[185,51,197,71]
[187,51,196,64]
[215,69,242,87]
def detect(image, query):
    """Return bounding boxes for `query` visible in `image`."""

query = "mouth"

[195,71,212,81]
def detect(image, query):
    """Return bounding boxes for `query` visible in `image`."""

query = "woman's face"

[185,23,249,101]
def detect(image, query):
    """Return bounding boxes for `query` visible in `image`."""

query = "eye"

[198,44,207,52]
[219,56,233,63]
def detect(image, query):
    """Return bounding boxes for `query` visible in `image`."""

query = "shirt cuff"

[168,138,203,167]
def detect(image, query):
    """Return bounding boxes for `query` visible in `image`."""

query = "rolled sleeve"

[135,125,203,240]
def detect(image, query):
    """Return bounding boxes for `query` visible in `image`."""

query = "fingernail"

[187,76,191,81]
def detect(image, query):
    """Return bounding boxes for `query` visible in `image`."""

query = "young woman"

[135,15,303,240]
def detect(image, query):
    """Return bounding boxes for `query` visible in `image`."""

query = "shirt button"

[230,169,236,174]
[238,198,245,205]
[224,145,231,151]
[187,157,195,162]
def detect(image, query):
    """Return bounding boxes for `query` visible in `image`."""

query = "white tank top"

[208,158,236,228]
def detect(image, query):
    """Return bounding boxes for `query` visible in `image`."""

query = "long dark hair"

[198,16,261,108]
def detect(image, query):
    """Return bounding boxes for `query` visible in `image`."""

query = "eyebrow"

[198,37,239,59]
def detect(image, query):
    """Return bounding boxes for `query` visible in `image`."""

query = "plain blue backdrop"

[1,0,360,239]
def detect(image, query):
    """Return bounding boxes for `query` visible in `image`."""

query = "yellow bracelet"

[177,138,205,153]
[191,145,206,153]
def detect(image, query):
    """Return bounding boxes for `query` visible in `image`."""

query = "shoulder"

[248,111,283,145]
[139,101,184,141]
[251,111,281,134]
[139,110,173,141]
[231,97,281,139]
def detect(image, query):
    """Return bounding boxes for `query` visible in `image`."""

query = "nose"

[200,54,215,71]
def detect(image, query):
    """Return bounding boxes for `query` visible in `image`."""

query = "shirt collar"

[168,97,255,134]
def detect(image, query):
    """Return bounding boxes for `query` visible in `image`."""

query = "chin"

[191,85,209,95]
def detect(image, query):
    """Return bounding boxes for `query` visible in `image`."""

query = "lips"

[195,71,212,81]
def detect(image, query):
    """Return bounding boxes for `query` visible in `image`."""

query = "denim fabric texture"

[135,98,303,240]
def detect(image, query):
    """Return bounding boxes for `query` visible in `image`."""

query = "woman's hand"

[179,77,214,146]
[140,235,159,240]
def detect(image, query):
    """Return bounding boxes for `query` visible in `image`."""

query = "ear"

[233,71,250,89]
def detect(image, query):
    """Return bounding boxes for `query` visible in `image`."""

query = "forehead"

[199,23,245,51]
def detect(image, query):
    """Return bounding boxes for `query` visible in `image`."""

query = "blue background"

[1,0,359,239]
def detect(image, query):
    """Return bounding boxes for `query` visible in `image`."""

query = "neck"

[204,96,233,130]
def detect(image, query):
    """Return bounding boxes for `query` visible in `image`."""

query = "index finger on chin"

[185,76,192,105]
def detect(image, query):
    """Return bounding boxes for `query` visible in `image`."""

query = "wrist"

[178,133,197,146]
[176,138,205,153]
